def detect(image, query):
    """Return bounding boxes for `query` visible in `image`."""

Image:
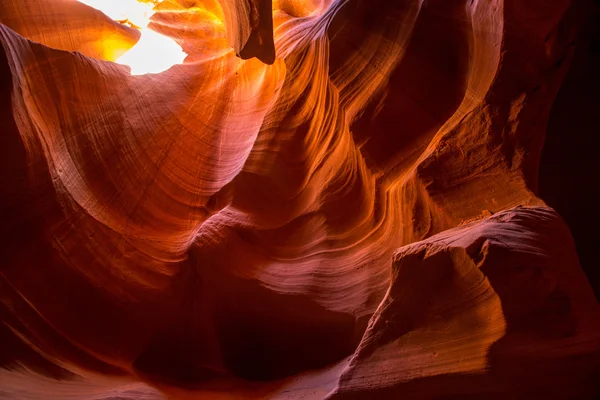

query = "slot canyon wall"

[0,0,599,399]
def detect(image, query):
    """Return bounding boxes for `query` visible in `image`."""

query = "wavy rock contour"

[0,0,598,399]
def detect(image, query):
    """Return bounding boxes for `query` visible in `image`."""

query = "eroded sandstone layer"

[0,0,598,399]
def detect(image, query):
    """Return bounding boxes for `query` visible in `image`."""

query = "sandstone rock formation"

[0,0,598,399]
[332,207,600,399]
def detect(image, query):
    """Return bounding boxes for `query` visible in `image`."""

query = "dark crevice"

[538,2,600,301]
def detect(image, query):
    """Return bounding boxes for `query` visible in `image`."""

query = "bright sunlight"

[78,0,187,75]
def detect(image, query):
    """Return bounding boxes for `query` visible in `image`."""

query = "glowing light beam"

[78,0,187,75]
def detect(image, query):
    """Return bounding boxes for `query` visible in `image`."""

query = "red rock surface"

[332,207,600,399]
[0,0,598,399]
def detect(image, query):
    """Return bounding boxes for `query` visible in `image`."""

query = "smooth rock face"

[332,207,600,399]
[0,0,598,399]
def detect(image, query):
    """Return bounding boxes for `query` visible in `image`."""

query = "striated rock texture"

[331,207,600,400]
[0,0,598,399]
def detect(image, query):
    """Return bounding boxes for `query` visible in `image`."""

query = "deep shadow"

[212,276,358,381]
[539,1,600,301]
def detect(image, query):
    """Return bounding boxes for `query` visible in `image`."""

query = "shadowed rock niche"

[0,0,599,399]
[221,0,276,64]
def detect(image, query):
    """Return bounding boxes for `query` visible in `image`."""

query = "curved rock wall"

[0,0,598,398]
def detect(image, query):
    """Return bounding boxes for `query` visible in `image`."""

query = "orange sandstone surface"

[0,0,599,399]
